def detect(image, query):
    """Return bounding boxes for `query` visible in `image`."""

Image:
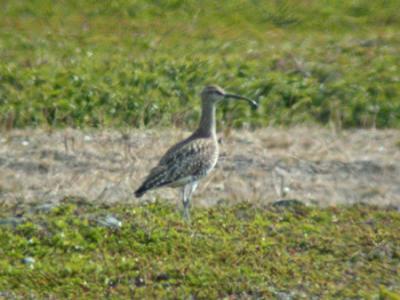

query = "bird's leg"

[182,182,198,221]
[182,185,190,221]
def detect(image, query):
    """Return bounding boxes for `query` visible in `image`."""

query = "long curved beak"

[224,93,258,110]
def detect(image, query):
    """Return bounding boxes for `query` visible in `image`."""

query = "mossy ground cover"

[0,200,399,299]
[1,0,400,129]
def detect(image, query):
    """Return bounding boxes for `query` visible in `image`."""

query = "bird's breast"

[204,140,219,175]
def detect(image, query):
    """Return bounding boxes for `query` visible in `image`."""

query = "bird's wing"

[159,135,194,165]
[138,138,217,192]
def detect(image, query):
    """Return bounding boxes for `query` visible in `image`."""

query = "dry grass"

[0,127,399,207]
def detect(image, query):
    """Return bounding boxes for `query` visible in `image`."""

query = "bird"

[135,85,258,220]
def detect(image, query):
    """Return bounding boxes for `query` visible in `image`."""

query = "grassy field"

[1,201,400,299]
[1,0,400,129]
[1,1,400,298]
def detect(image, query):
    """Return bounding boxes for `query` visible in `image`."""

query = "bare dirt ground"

[0,127,399,207]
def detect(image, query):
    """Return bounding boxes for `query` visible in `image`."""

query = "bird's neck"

[195,102,216,138]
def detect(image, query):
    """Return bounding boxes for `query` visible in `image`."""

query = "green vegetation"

[0,201,399,298]
[2,2,399,298]
[1,0,400,129]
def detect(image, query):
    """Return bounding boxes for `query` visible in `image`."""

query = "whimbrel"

[135,85,257,219]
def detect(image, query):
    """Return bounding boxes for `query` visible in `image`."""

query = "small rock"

[0,291,14,298]
[275,291,293,300]
[134,276,145,287]
[32,203,58,213]
[0,217,24,227]
[84,135,92,142]
[21,257,35,266]
[155,273,169,281]
[272,199,305,208]
[97,215,122,229]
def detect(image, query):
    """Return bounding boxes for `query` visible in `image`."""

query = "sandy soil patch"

[0,127,399,207]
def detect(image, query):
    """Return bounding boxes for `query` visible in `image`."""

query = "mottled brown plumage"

[135,85,257,219]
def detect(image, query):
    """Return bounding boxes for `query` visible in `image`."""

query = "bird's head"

[201,85,258,109]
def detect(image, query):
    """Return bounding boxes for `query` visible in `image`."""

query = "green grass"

[1,0,400,129]
[1,201,399,298]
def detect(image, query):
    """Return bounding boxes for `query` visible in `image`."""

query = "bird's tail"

[135,165,174,198]
[134,186,147,198]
